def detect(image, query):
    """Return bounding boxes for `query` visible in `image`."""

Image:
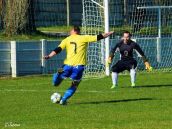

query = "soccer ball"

[50,92,61,103]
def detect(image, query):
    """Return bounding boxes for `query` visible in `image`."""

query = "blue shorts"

[53,65,85,86]
[60,65,85,80]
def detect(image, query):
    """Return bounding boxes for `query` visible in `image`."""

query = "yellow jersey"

[58,34,97,66]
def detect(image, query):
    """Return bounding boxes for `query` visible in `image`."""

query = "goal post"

[104,0,110,76]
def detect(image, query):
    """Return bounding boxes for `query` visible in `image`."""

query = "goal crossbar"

[137,6,172,9]
[91,0,104,8]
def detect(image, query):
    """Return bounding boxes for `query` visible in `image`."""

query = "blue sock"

[52,73,63,86]
[61,86,76,102]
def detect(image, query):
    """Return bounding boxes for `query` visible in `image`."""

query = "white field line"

[1,87,167,93]
[0,89,116,93]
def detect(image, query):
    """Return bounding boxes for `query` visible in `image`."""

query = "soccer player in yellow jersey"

[44,26,113,105]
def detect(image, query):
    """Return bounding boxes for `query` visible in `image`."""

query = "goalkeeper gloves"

[144,62,152,71]
[106,57,112,68]
[108,57,112,64]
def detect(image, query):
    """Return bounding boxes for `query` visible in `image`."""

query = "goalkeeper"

[44,26,113,105]
[108,31,151,88]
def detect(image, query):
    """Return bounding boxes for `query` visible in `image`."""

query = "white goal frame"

[90,0,110,76]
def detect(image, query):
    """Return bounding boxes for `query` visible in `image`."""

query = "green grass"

[0,73,172,129]
[1,25,172,41]
[37,26,72,33]
[0,32,58,41]
[0,26,71,41]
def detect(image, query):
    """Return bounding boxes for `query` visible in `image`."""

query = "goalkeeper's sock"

[61,86,76,103]
[130,69,136,87]
[111,72,118,88]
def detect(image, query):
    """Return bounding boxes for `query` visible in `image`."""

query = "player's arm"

[44,39,66,59]
[44,47,62,59]
[134,43,148,62]
[84,31,114,43]
[134,43,152,71]
[97,31,114,41]
[108,43,119,64]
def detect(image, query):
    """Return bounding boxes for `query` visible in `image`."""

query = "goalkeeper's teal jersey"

[58,34,97,66]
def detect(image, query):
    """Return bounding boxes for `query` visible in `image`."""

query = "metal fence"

[0,38,172,77]
[0,40,65,77]
[0,41,11,75]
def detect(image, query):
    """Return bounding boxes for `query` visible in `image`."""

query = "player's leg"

[52,73,63,86]
[128,60,137,87]
[60,65,84,105]
[60,80,80,105]
[111,72,118,88]
[130,68,136,87]
[111,60,126,89]
[52,65,72,86]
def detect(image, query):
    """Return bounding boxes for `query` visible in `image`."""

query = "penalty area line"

[0,89,116,93]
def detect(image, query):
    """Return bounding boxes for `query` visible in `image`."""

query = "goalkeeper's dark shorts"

[111,58,137,73]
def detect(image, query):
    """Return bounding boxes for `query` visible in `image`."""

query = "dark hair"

[123,31,132,37]
[73,26,80,34]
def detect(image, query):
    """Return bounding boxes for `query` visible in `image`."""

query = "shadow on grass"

[120,84,172,89]
[74,98,154,105]
[134,84,172,88]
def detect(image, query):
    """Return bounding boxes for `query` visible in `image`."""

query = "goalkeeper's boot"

[131,82,135,87]
[111,84,117,89]
[59,99,67,105]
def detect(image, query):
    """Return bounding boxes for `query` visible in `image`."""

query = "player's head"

[122,31,132,43]
[70,26,80,35]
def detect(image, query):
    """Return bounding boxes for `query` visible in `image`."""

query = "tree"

[153,0,171,5]
[3,0,36,36]
[0,0,6,29]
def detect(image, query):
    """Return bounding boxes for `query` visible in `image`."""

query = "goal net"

[82,0,172,75]
[129,1,172,72]
[82,0,107,77]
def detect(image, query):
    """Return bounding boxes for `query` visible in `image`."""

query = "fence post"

[66,0,70,26]
[157,37,161,63]
[41,39,47,74]
[11,41,17,77]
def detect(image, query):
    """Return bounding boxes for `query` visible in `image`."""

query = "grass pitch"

[0,73,172,129]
